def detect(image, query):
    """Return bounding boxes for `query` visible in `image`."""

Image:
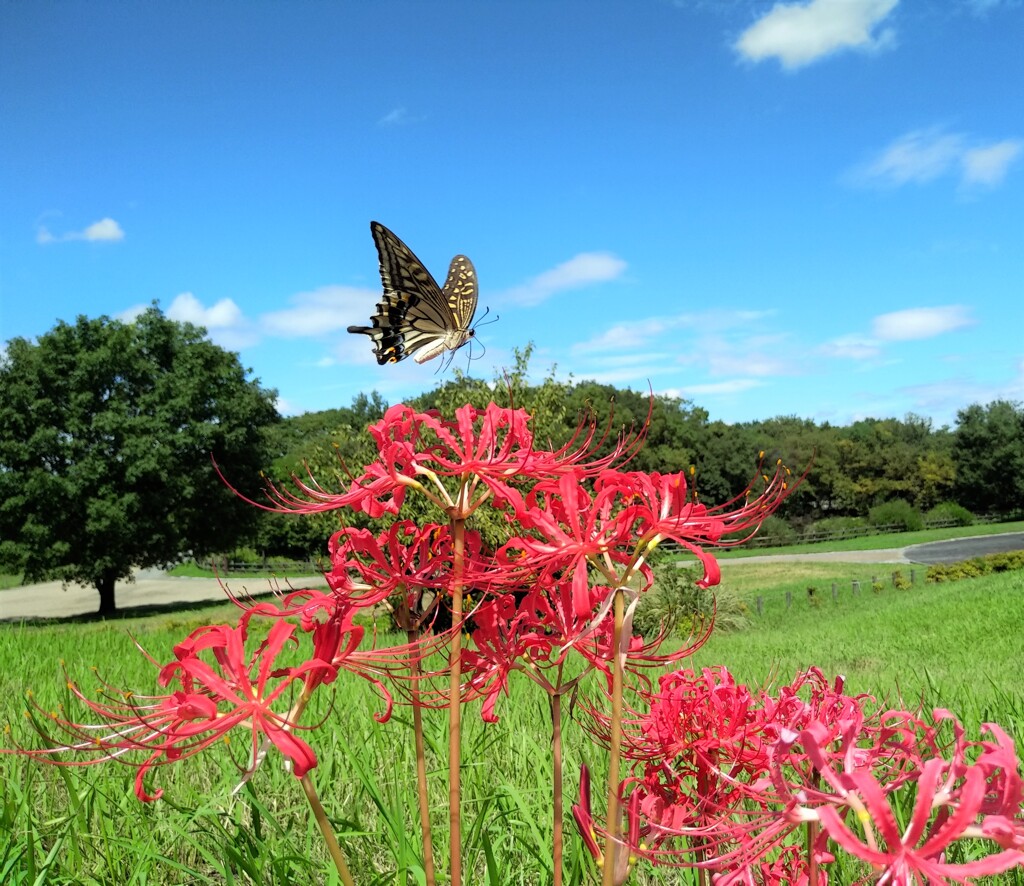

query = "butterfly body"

[348,222,479,365]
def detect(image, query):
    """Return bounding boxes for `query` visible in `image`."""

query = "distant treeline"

[253,350,1024,559]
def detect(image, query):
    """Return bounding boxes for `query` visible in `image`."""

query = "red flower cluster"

[579,665,1024,882]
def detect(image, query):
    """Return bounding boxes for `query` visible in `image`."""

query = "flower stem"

[806,819,819,885]
[407,626,437,886]
[299,771,354,886]
[448,515,467,886]
[550,690,564,886]
[602,587,625,886]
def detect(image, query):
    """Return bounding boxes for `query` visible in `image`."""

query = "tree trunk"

[96,572,117,615]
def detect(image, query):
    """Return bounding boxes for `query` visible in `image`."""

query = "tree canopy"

[0,307,279,613]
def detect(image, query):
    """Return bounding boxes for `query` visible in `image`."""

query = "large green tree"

[0,307,279,614]
[953,400,1024,516]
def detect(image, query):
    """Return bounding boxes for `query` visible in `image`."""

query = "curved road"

[2,533,1022,622]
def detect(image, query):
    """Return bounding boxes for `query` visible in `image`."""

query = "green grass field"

[2,559,1023,883]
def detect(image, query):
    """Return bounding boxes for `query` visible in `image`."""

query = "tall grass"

[2,567,1023,884]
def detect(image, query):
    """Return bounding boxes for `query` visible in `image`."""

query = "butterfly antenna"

[468,337,486,364]
[474,306,500,329]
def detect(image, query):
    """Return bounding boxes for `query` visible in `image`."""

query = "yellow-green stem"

[299,771,354,886]
[448,516,466,886]
[602,588,625,886]
[407,627,437,886]
[550,691,564,886]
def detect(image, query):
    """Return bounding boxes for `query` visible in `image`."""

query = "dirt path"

[3,533,1021,622]
[0,572,327,622]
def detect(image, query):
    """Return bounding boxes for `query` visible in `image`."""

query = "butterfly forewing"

[349,222,480,365]
[442,255,478,328]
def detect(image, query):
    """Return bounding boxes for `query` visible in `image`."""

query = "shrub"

[634,563,750,638]
[752,515,799,547]
[891,569,912,590]
[802,516,869,542]
[924,502,976,527]
[923,551,1024,583]
[868,499,923,533]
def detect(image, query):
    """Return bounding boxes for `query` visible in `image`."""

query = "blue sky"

[2,0,1021,428]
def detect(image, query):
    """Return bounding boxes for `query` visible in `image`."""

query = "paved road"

[904,532,1024,565]
[2,533,1021,622]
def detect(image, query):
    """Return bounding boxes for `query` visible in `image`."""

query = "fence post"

[756,596,763,616]
[786,591,792,609]
[831,583,838,602]
[852,580,860,595]
[910,569,916,585]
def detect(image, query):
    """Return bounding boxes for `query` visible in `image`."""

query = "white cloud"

[261,285,379,337]
[668,379,766,397]
[848,129,1022,189]
[960,140,1023,187]
[572,317,681,353]
[872,306,973,341]
[500,252,627,307]
[166,292,258,349]
[852,128,964,186]
[735,0,898,70]
[37,216,125,244]
[115,303,148,323]
[819,334,882,359]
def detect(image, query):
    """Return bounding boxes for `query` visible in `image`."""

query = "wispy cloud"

[818,334,883,360]
[37,217,125,244]
[499,252,627,307]
[378,106,423,126]
[572,317,682,353]
[872,305,974,341]
[821,307,973,364]
[260,285,379,338]
[961,140,1023,186]
[734,0,898,70]
[664,379,767,397]
[847,129,1022,190]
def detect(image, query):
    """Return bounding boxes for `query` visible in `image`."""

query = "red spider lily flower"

[572,765,646,886]
[499,470,637,617]
[18,619,319,801]
[325,522,454,603]
[13,597,414,802]
[222,400,650,521]
[772,710,1024,883]
[714,841,832,886]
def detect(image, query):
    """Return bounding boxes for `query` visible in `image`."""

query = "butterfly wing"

[347,222,477,365]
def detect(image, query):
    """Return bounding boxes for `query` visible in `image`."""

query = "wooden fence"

[753,569,920,616]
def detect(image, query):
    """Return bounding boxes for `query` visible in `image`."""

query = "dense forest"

[253,348,1024,560]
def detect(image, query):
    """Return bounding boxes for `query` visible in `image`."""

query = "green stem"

[299,771,354,886]
[602,588,625,886]
[448,515,467,886]
[550,691,564,886]
[407,626,437,886]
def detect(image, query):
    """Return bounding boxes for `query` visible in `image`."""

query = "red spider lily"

[498,470,638,617]
[762,706,1024,883]
[222,400,649,521]
[16,597,412,802]
[572,765,646,886]
[19,619,318,801]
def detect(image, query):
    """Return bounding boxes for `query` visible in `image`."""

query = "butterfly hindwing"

[347,222,479,365]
